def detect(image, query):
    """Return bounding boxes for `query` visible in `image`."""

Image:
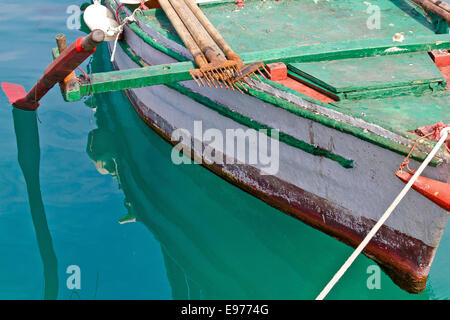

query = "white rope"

[316,127,450,300]
[110,32,122,63]
[110,8,142,62]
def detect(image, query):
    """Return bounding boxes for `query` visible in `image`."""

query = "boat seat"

[287,52,446,100]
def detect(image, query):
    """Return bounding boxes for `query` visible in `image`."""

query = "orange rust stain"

[144,0,161,8]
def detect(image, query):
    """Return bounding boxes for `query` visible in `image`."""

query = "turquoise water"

[0,1,449,300]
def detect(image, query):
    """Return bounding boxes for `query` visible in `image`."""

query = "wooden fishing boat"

[2,0,449,295]
[84,63,424,299]
[95,0,450,294]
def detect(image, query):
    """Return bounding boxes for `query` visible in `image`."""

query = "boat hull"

[103,19,449,293]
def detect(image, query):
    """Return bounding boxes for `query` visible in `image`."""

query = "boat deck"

[139,0,450,143]
[143,0,438,52]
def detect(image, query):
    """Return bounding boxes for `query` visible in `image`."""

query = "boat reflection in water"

[85,81,425,299]
[12,108,58,300]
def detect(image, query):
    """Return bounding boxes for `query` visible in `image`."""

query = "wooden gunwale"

[116,39,355,168]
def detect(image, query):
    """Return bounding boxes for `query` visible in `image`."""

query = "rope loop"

[111,7,143,62]
[398,132,434,174]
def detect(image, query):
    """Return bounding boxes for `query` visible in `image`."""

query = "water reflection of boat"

[86,90,324,299]
[12,108,58,300]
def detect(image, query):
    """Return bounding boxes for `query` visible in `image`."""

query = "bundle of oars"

[411,0,450,24]
[158,0,267,91]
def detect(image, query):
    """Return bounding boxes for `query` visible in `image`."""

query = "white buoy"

[83,0,120,42]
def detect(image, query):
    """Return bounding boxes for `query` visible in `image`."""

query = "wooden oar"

[168,0,224,64]
[157,0,258,89]
[182,0,267,84]
[166,0,239,88]
[183,0,242,64]
[411,0,450,23]
[157,0,212,86]
[428,0,450,12]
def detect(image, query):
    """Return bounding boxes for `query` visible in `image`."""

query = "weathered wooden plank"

[240,34,450,65]
[288,52,445,93]
[63,61,195,101]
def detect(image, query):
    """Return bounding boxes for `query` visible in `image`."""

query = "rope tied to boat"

[110,7,142,62]
[316,127,450,300]
[415,121,450,153]
[398,131,435,174]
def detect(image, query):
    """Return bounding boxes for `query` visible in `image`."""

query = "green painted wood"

[288,53,445,93]
[141,0,441,54]
[428,11,449,34]
[66,61,195,98]
[127,22,188,62]
[287,70,343,101]
[107,0,450,67]
[75,0,448,165]
[342,81,445,100]
[245,79,443,166]
[240,35,450,65]
[109,40,356,169]
[62,34,450,102]
[332,92,450,139]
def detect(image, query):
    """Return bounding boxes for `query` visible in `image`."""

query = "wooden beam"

[241,34,450,65]
[62,34,450,101]
[63,60,195,101]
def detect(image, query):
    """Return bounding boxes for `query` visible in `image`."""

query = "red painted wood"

[265,62,287,81]
[396,171,450,211]
[1,82,27,105]
[430,49,450,67]
[265,62,335,103]
[276,77,336,103]
[1,37,96,110]
[438,65,450,89]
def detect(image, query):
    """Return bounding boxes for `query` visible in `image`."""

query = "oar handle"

[183,0,242,64]
[55,34,76,86]
[411,0,450,23]
[168,0,225,64]
[158,0,207,67]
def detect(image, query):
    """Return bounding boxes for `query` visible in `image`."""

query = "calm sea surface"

[0,1,449,300]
